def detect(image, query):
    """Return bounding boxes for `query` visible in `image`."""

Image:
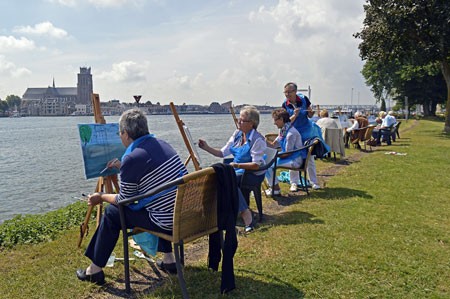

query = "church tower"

[77,67,93,105]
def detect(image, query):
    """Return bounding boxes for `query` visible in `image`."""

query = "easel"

[77,93,120,248]
[169,102,201,171]
[229,105,239,129]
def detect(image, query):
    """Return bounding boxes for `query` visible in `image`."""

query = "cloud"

[13,22,68,39]
[88,0,148,8]
[0,55,32,77]
[45,0,77,7]
[0,36,36,52]
[46,0,150,8]
[97,61,149,82]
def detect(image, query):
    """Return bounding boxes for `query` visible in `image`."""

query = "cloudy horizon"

[0,0,374,107]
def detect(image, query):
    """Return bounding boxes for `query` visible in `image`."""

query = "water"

[0,113,275,223]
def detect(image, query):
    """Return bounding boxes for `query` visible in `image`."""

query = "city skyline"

[1,0,374,107]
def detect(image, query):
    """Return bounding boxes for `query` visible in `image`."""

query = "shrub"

[0,201,91,248]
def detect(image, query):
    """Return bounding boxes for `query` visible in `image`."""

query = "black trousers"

[85,204,172,267]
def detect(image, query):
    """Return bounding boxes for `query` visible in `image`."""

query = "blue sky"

[0,0,373,106]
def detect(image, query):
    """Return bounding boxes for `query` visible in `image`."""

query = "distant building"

[22,67,93,116]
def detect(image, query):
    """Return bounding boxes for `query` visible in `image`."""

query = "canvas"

[78,123,126,179]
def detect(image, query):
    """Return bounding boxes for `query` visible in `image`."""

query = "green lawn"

[1,119,449,299]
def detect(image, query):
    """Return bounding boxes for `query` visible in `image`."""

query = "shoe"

[76,269,105,285]
[156,260,177,274]
[244,225,254,233]
[312,184,321,190]
[289,183,298,192]
[265,188,280,196]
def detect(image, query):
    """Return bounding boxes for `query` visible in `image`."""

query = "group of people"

[76,82,328,286]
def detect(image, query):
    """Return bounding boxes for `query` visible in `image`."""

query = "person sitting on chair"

[373,111,396,145]
[266,108,302,194]
[316,109,339,130]
[343,111,368,149]
[198,105,266,233]
[265,108,320,194]
[76,108,188,285]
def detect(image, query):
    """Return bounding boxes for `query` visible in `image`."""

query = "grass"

[1,119,450,298]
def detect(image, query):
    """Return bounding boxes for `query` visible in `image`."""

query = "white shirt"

[221,129,266,166]
[346,119,359,132]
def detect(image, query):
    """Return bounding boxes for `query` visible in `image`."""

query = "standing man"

[281,82,328,189]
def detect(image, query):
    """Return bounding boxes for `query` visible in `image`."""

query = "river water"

[0,113,275,223]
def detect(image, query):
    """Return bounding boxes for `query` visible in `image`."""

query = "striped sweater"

[116,136,187,230]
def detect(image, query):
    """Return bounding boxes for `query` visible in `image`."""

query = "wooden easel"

[77,93,120,248]
[229,105,239,129]
[169,102,201,171]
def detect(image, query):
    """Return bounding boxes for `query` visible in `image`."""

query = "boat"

[9,111,21,118]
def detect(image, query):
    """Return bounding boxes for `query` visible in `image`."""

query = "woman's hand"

[107,158,121,169]
[229,162,239,169]
[198,139,207,150]
[87,192,103,206]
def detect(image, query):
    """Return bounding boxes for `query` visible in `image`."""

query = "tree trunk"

[441,59,450,133]
[423,103,430,116]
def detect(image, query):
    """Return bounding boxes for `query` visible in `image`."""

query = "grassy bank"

[1,119,449,298]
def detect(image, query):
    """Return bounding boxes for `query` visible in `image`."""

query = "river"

[0,113,275,223]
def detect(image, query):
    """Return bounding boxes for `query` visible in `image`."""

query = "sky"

[0,0,375,107]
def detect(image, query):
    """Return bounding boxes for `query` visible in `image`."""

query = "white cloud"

[45,0,77,7]
[0,55,32,78]
[13,22,69,39]
[0,36,36,52]
[97,61,149,82]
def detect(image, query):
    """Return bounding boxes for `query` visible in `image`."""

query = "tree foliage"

[5,94,22,109]
[355,0,450,132]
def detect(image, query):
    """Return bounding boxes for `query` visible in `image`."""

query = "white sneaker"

[312,184,321,190]
[289,183,298,192]
[265,188,281,196]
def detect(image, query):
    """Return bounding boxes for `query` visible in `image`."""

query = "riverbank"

[2,120,450,298]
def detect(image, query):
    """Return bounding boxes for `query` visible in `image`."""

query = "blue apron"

[229,130,253,174]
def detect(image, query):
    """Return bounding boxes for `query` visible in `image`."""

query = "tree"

[355,0,450,132]
[0,100,8,113]
[5,95,22,110]
[394,63,447,116]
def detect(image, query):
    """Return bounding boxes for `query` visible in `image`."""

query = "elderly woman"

[265,108,303,193]
[265,108,320,193]
[315,109,339,130]
[198,105,266,232]
[76,109,188,284]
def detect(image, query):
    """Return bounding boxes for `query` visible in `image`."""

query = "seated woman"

[265,108,304,194]
[76,109,188,285]
[198,105,266,232]
[315,109,339,129]
[265,108,320,194]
